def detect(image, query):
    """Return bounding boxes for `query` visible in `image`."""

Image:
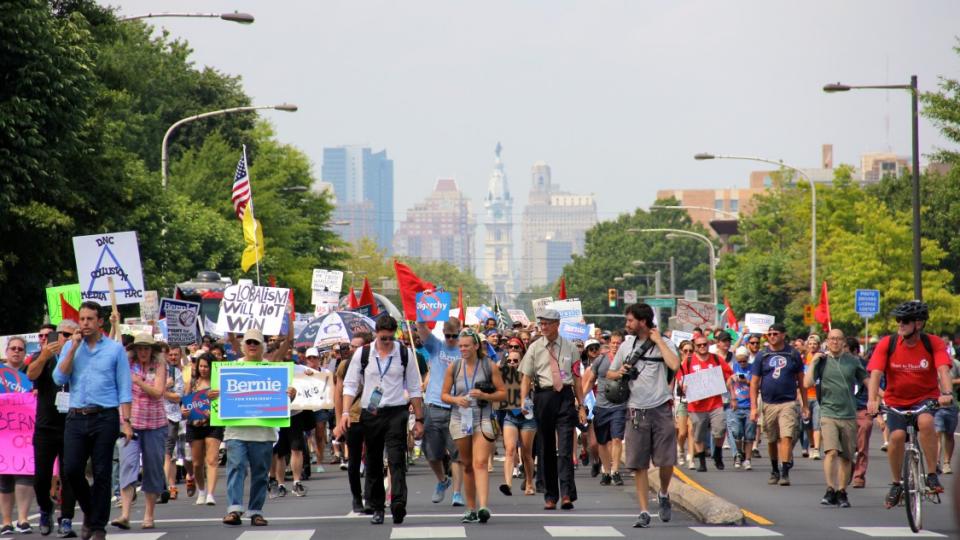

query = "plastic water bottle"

[522,397,534,420]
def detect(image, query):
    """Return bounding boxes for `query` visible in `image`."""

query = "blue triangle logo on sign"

[86,244,137,296]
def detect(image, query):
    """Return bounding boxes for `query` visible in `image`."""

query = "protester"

[680,334,733,472]
[935,351,959,474]
[441,328,506,524]
[1,336,35,535]
[183,353,223,506]
[333,333,373,513]
[580,339,626,486]
[499,337,537,496]
[162,345,185,502]
[802,334,823,460]
[727,346,756,470]
[674,340,694,468]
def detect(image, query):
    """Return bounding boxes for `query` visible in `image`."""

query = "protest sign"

[682,366,728,403]
[72,231,145,305]
[45,284,81,325]
[559,321,590,342]
[216,284,290,336]
[583,391,596,421]
[290,371,335,411]
[160,298,201,346]
[311,269,344,293]
[211,362,292,427]
[670,330,694,347]
[140,291,159,322]
[0,393,36,475]
[462,307,480,326]
[507,309,530,326]
[0,334,40,360]
[0,366,33,393]
[474,305,495,324]
[547,299,583,322]
[416,291,451,322]
[181,389,211,422]
[496,364,524,410]
[310,290,339,311]
[675,299,717,327]
[744,313,775,334]
[531,297,554,318]
[118,324,152,337]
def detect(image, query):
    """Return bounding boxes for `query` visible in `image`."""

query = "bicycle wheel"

[903,447,922,533]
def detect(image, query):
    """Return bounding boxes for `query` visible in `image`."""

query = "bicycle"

[879,400,941,533]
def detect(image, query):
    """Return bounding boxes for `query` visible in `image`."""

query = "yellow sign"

[803,304,815,326]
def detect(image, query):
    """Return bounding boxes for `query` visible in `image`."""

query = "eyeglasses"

[60,332,73,338]
[748,341,760,345]
[695,343,709,348]
[244,340,262,346]
[766,331,782,336]
[895,317,916,324]
[509,345,523,351]
[681,348,693,354]
[6,346,25,352]
[444,334,459,339]
[39,332,52,339]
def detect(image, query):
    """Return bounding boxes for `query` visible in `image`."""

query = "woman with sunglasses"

[498,338,537,496]
[441,330,507,524]
[675,340,694,469]
[181,353,224,506]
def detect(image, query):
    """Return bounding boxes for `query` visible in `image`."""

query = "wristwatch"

[121,417,131,424]
[415,418,424,423]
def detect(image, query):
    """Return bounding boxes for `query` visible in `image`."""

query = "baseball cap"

[306,347,320,358]
[735,346,749,359]
[584,339,600,349]
[243,328,264,344]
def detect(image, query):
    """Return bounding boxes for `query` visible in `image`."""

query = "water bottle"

[522,397,534,420]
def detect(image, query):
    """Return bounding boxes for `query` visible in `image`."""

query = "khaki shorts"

[623,402,677,470]
[820,417,856,459]
[690,408,726,441]
[762,401,799,442]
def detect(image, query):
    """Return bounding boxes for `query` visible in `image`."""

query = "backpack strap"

[361,343,409,386]
[885,333,934,363]
[814,355,827,403]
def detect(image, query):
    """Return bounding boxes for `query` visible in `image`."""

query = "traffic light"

[608,288,617,308]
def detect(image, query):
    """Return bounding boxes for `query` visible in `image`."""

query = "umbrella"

[295,311,376,350]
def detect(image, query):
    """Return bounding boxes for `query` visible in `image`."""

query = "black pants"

[346,422,365,501]
[534,386,578,503]
[63,409,119,532]
[361,406,408,512]
[33,428,76,519]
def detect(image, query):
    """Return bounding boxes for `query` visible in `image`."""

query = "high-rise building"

[482,144,515,299]
[321,146,394,250]
[520,161,597,291]
[394,178,476,273]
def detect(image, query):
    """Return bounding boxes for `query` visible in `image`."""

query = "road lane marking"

[107,535,167,540]
[129,513,650,525]
[391,527,466,538]
[544,526,624,537]
[839,527,946,537]
[690,527,782,537]
[672,468,774,526]
[237,530,316,540]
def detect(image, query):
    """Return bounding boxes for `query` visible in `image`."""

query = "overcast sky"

[111,0,960,228]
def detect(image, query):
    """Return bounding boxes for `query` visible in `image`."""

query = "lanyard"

[462,359,479,395]
[375,353,393,384]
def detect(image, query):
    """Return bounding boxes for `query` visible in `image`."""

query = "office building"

[321,146,394,251]
[394,178,476,273]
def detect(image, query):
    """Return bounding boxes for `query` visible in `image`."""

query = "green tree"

[921,40,960,166]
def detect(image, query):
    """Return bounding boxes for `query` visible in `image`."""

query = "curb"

[648,467,745,525]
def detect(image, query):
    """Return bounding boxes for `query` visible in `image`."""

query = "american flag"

[231,152,251,220]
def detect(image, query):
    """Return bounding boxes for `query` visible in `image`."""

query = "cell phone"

[737,373,746,380]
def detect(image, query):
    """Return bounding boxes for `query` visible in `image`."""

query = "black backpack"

[359,344,410,391]
[604,338,676,405]
[884,333,933,363]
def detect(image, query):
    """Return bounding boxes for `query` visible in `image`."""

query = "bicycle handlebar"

[878,399,940,417]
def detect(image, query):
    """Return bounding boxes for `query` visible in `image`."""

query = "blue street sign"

[855,289,880,318]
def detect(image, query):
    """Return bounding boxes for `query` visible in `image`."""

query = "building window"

[729,199,739,212]
[714,199,724,211]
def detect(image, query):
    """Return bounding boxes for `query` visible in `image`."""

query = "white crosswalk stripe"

[390,526,467,538]
[108,534,168,540]
[839,527,947,537]
[689,527,782,537]
[236,530,317,540]
[544,526,623,537]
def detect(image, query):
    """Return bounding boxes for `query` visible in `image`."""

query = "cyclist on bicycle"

[866,300,955,508]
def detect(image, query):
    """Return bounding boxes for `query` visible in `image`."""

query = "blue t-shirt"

[423,334,461,408]
[731,361,752,409]
[750,345,804,404]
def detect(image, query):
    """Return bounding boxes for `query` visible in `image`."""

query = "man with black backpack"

[606,303,680,529]
[679,335,734,472]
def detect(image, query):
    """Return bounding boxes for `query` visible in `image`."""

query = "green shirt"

[816,352,868,420]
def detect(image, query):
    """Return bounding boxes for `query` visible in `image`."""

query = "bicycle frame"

[881,402,940,533]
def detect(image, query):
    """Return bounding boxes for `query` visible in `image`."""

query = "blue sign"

[475,305,495,323]
[855,289,881,318]
[0,367,32,393]
[559,321,590,342]
[217,364,291,420]
[182,389,211,422]
[416,291,451,322]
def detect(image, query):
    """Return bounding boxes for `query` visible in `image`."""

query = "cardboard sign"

[160,298,201,346]
[211,362,292,427]
[216,284,290,336]
[682,366,727,403]
[531,297,554,318]
[744,313,775,334]
[0,367,33,393]
[416,291,451,322]
[45,284,81,325]
[497,364,524,410]
[675,299,717,327]
[507,309,529,326]
[547,299,583,322]
[311,269,344,293]
[559,321,590,342]
[670,330,694,347]
[291,371,335,411]
[140,291,159,322]
[181,389,211,422]
[72,231,145,305]
[0,393,36,475]
[310,290,339,310]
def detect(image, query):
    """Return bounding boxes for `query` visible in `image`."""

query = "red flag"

[723,296,739,331]
[814,281,832,332]
[359,278,380,316]
[457,287,465,325]
[346,287,360,309]
[60,293,80,323]
[558,277,567,300]
[394,260,435,321]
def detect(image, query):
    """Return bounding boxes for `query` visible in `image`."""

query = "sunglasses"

[748,341,759,345]
[39,332,53,339]
[509,345,523,350]
[244,340,262,346]
[61,332,73,338]
[695,343,709,348]
[895,317,916,324]
[378,335,394,342]
[766,331,782,336]
[444,334,459,340]
[7,346,25,352]
[681,348,693,354]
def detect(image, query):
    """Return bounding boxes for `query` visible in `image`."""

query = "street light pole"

[823,76,922,300]
[632,258,676,297]
[650,204,739,219]
[161,104,297,188]
[119,12,255,23]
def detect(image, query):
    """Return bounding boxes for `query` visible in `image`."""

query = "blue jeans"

[226,440,273,516]
[63,408,120,533]
[726,408,756,445]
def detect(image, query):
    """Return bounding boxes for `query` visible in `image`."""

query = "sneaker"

[752,448,761,459]
[339,458,348,472]
[925,473,944,494]
[14,523,31,534]
[292,481,307,497]
[687,458,696,471]
[205,493,217,506]
[0,525,13,536]
[811,448,821,460]
[39,512,52,536]
[768,471,780,485]
[477,507,491,524]
[885,482,903,508]
[196,490,207,505]
[658,492,672,522]
[837,489,850,508]
[820,487,837,505]
[801,449,809,458]
[632,511,651,528]
[677,452,686,466]
[461,511,479,524]
[513,466,521,479]
[432,477,452,503]
[268,478,279,498]
[778,472,791,486]
[880,442,888,453]
[590,462,601,478]
[945,461,953,475]
[599,473,611,486]
[686,452,694,465]
[742,459,752,471]
[451,492,465,507]
[277,484,287,498]
[611,472,624,486]
[733,454,742,469]
[57,519,76,539]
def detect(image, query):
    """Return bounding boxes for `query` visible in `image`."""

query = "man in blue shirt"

[55,302,132,540]
[416,320,465,507]
[727,346,756,470]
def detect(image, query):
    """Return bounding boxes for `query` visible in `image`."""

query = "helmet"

[890,300,929,321]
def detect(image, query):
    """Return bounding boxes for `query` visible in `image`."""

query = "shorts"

[934,406,958,434]
[803,399,821,431]
[119,426,167,494]
[623,401,677,471]
[313,409,334,426]
[275,414,309,456]
[502,411,538,432]
[690,408,726,441]
[593,407,626,444]
[423,405,459,461]
[448,405,483,441]
[886,401,935,434]
[186,424,225,443]
[674,401,688,418]
[0,475,32,494]
[762,401,799,442]
[820,417,856,459]
[726,408,756,442]
[165,420,180,457]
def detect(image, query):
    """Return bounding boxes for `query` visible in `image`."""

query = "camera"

[475,381,496,407]
[623,365,640,381]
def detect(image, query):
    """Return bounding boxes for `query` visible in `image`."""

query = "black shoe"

[696,452,707,472]
[599,473,612,486]
[713,456,725,471]
[159,490,170,504]
[392,505,406,524]
[820,487,837,505]
[925,473,945,493]
[590,462,601,478]
[837,489,850,508]
[363,504,374,515]
[768,471,780,485]
[885,483,903,508]
[352,497,364,513]
[370,511,385,525]
[611,472,624,486]
[752,448,761,458]
[633,511,651,528]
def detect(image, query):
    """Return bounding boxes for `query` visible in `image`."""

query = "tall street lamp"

[649,204,739,220]
[629,228,718,326]
[824,77,922,300]
[695,153,818,327]
[633,258,675,297]
[161,104,298,188]
[119,12,255,23]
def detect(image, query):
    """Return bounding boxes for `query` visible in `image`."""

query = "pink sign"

[0,393,36,475]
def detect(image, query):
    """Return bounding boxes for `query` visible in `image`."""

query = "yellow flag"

[241,209,265,272]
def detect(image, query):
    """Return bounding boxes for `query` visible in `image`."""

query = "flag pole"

[243,144,261,286]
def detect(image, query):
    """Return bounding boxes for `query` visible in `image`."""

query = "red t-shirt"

[867,334,951,408]
[679,353,732,412]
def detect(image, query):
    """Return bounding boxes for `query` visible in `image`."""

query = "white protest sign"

[216,284,290,336]
[744,313,775,334]
[670,330,694,347]
[72,231,145,305]
[464,307,480,326]
[119,324,153,337]
[311,289,339,309]
[508,309,530,326]
[547,299,583,323]
[675,299,717,327]
[311,269,344,294]
[159,298,201,346]
[531,297,554,318]
[291,370,335,411]
[682,366,728,403]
